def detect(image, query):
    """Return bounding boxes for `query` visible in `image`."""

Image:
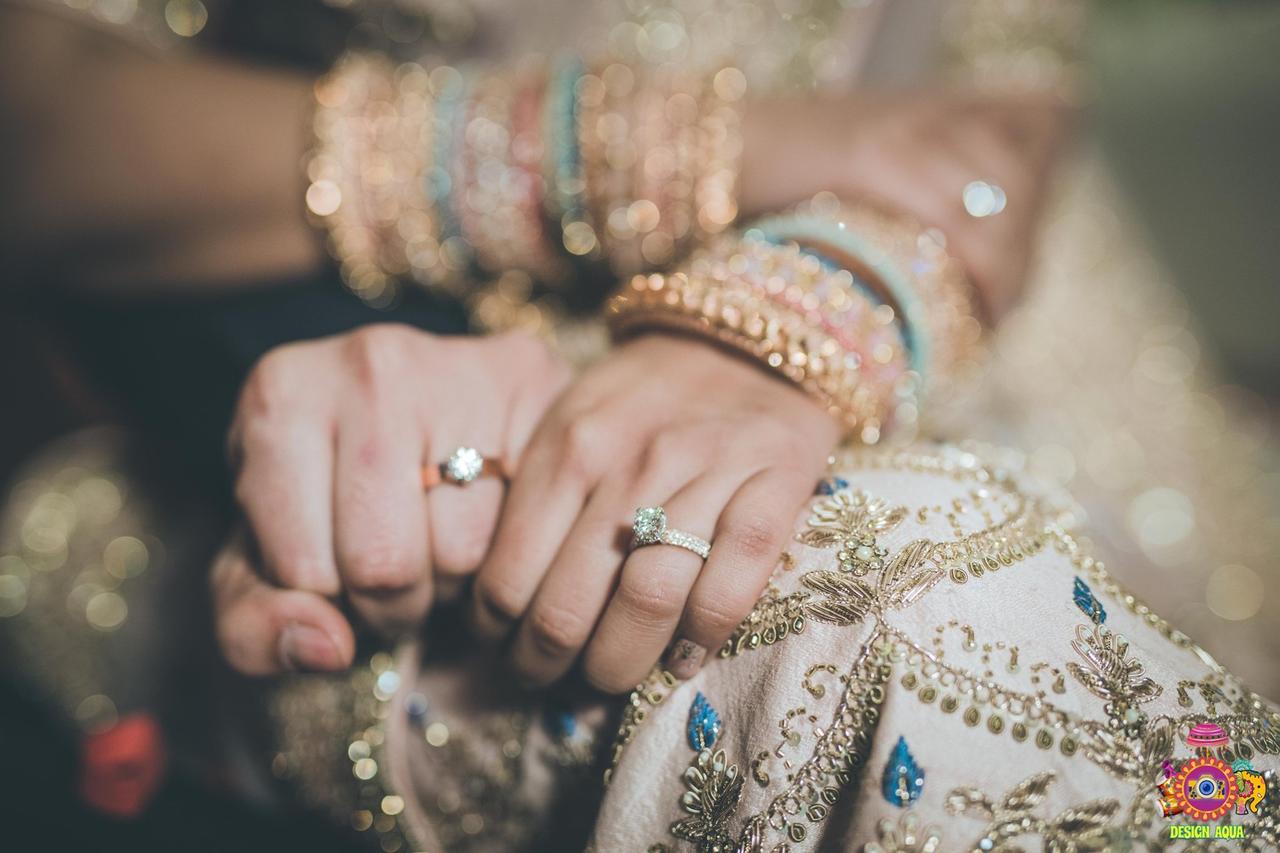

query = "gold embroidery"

[862,810,943,853]
[1067,623,1163,735]
[664,638,890,851]
[272,653,412,853]
[606,666,679,784]
[670,748,746,851]
[635,445,1280,852]
[945,771,1122,852]
[796,489,906,552]
[753,637,889,847]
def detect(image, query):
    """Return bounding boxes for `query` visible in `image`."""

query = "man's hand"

[212,326,569,675]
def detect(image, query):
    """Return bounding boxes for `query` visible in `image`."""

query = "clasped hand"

[212,327,836,689]
[213,90,1062,688]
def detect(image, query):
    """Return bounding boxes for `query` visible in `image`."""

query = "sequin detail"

[688,692,723,751]
[882,736,925,807]
[1072,576,1106,624]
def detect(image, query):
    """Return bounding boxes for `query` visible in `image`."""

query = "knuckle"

[344,324,412,391]
[341,544,418,591]
[240,346,304,418]
[685,595,750,640]
[433,529,489,577]
[560,416,606,480]
[617,562,688,623]
[583,663,641,695]
[526,602,591,658]
[642,428,690,471]
[474,572,528,625]
[727,511,782,562]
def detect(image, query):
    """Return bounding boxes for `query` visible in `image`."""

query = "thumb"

[211,530,355,676]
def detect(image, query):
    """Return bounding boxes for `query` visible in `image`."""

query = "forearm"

[0,6,321,291]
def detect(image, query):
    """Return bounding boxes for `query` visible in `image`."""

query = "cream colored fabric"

[372,443,1278,851]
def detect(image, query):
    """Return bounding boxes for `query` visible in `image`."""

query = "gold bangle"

[607,230,913,444]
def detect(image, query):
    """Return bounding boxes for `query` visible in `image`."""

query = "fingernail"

[665,639,707,680]
[279,624,343,672]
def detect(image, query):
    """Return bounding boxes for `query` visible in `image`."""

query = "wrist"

[607,201,988,444]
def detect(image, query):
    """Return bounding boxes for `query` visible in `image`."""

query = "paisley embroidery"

[688,692,723,751]
[881,736,925,807]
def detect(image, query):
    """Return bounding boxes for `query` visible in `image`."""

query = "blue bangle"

[546,56,587,226]
[750,213,930,376]
[430,67,468,249]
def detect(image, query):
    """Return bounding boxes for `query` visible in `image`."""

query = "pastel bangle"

[752,200,985,401]
[607,231,914,442]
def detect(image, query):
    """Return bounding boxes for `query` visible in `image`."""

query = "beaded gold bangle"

[606,233,914,443]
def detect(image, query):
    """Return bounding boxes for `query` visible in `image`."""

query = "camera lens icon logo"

[1172,756,1239,822]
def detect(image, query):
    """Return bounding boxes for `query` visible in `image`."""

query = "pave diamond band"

[421,447,506,489]
[631,507,711,560]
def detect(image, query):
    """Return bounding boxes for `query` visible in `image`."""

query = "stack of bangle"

[606,201,987,443]
[306,52,745,306]
[752,194,987,405]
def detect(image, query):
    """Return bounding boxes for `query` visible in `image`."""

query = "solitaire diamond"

[632,506,667,545]
[442,447,485,484]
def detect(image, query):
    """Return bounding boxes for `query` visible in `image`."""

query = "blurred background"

[0,0,1277,850]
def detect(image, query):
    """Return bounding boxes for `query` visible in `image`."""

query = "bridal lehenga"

[1,0,1277,850]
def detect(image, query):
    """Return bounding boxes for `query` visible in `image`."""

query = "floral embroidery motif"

[671,748,747,852]
[802,539,942,626]
[863,810,943,853]
[627,446,1280,853]
[1067,624,1162,735]
[881,736,925,807]
[718,589,809,658]
[800,489,907,546]
[1075,715,1176,784]
[945,772,1122,852]
[1072,577,1106,624]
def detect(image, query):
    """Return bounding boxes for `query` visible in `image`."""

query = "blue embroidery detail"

[1073,577,1107,624]
[687,692,722,751]
[881,736,925,807]
[816,477,850,496]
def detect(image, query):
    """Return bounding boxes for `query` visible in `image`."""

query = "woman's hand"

[470,334,839,692]
[212,325,569,675]
[740,91,1071,320]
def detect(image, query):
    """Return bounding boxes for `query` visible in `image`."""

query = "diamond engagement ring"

[631,507,712,560]
[421,447,506,489]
